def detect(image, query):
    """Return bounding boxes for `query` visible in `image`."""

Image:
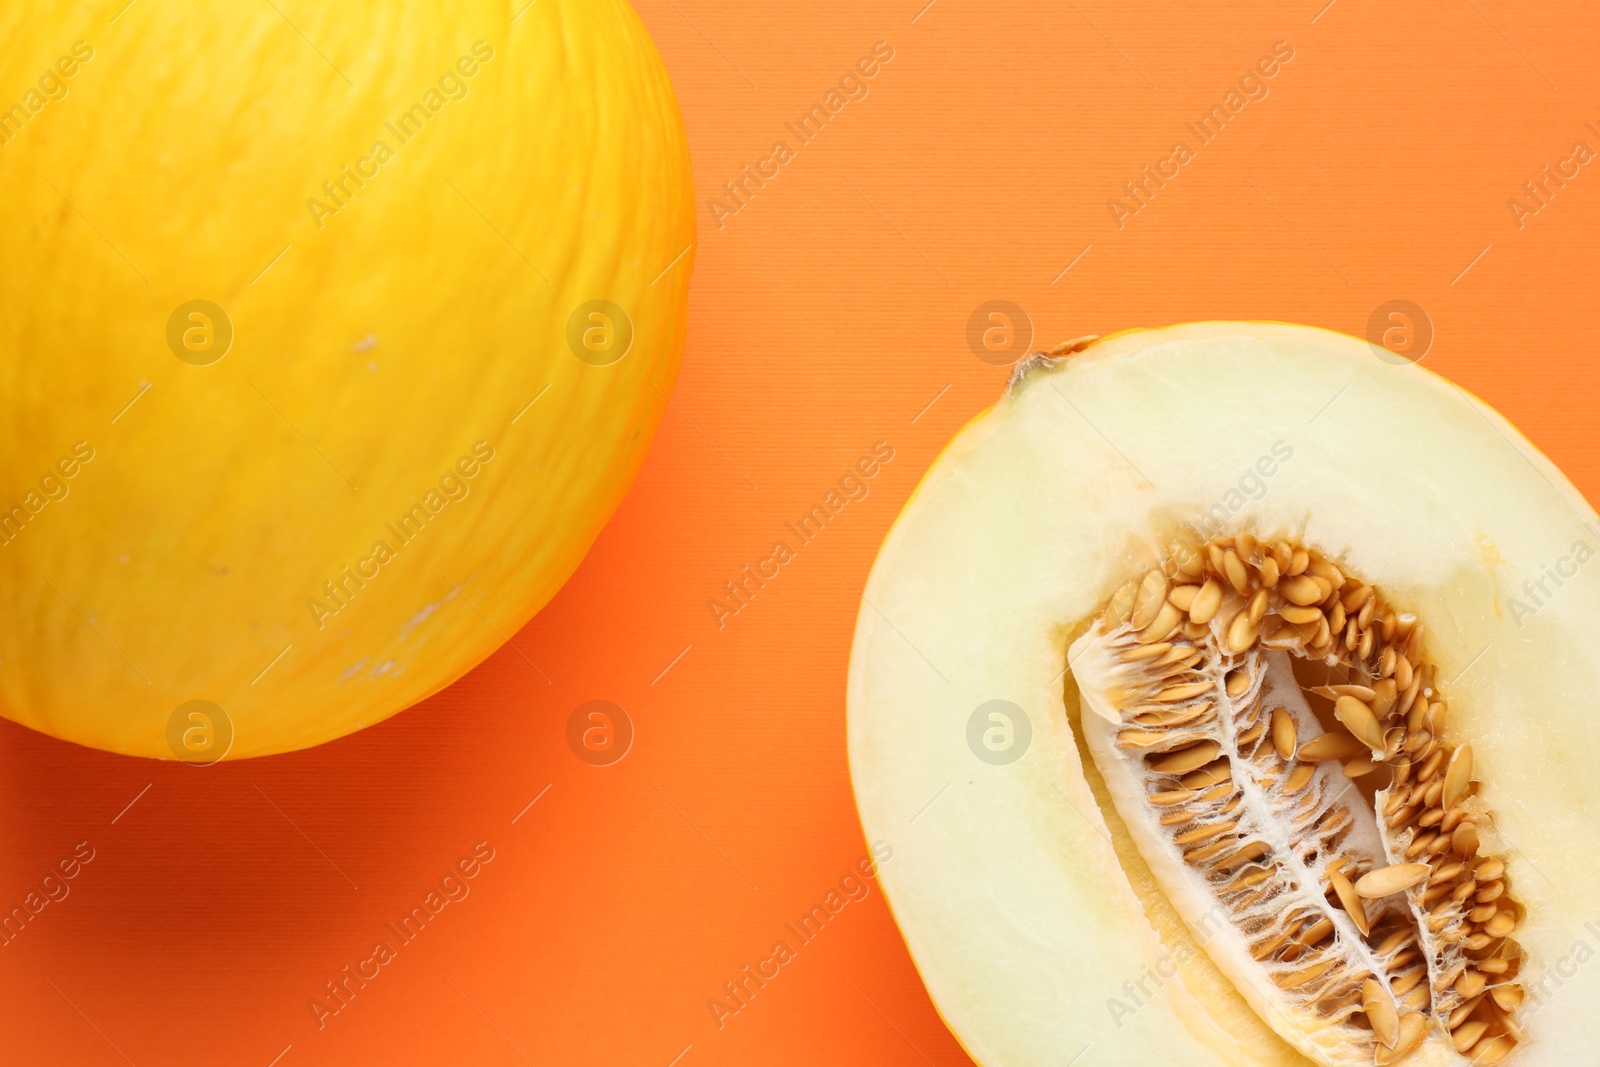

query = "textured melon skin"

[0,1,693,758]
[847,322,1600,1066]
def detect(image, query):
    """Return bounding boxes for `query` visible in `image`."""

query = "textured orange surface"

[4,2,1599,1064]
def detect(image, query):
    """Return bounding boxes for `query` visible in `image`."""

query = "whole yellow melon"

[0,1,694,759]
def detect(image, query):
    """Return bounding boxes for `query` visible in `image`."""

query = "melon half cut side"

[848,322,1600,1067]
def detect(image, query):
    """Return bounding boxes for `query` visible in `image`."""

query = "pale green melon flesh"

[847,322,1600,1067]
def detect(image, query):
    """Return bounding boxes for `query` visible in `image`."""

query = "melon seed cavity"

[1070,534,1526,1067]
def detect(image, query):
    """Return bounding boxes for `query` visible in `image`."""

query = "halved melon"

[848,322,1600,1067]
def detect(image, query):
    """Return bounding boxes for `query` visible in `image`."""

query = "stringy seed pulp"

[1070,535,1525,1066]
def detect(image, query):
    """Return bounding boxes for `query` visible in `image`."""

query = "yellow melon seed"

[1072,534,1529,1064]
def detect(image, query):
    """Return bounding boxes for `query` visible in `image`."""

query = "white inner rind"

[847,322,1600,1067]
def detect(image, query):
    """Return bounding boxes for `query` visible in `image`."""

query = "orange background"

[4,2,1600,1064]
